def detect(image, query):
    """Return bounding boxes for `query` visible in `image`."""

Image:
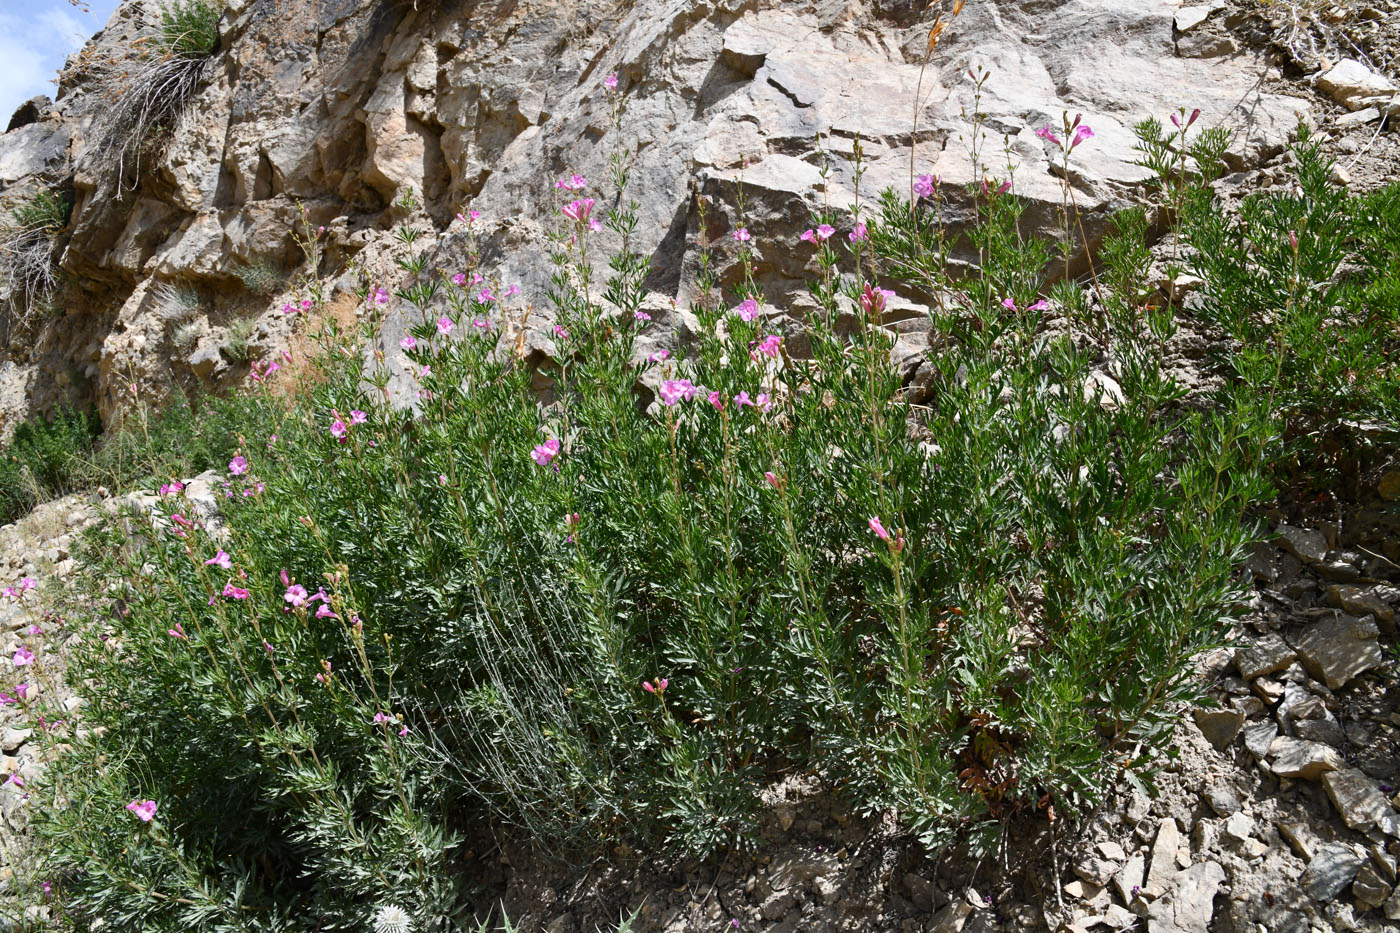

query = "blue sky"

[0,0,122,123]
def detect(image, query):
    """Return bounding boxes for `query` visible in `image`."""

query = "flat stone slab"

[1293,613,1383,689]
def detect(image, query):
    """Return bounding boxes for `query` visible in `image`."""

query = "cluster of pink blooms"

[562,198,602,233]
[642,677,668,694]
[799,224,836,244]
[282,297,315,315]
[1001,297,1050,313]
[11,647,33,667]
[249,359,282,384]
[732,228,751,243]
[329,408,368,441]
[659,379,699,406]
[555,174,587,191]
[283,574,339,620]
[372,287,391,307]
[372,711,410,737]
[605,73,619,90]
[0,683,30,705]
[455,210,481,225]
[733,297,759,322]
[158,480,185,496]
[861,283,896,317]
[229,456,249,476]
[749,334,782,361]
[2,578,35,600]
[848,222,868,243]
[1036,114,1095,153]
[532,438,562,466]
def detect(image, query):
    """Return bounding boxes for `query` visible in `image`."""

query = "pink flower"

[707,390,725,411]
[648,350,670,364]
[764,471,781,490]
[848,222,868,243]
[1036,124,1062,146]
[373,711,392,725]
[732,228,751,242]
[642,677,668,694]
[816,224,835,240]
[1001,297,1018,311]
[350,410,368,425]
[756,393,772,412]
[659,379,698,406]
[860,283,895,317]
[751,334,781,359]
[398,724,409,737]
[553,325,570,340]
[18,579,33,593]
[1028,299,1050,312]
[400,335,416,350]
[373,287,390,306]
[5,773,22,789]
[204,550,232,570]
[800,229,817,244]
[605,73,619,90]
[222,583,251,600]
[282,302,297,315]
[555,173,588,190]
[469,316,489,329]
[284,584,309,608]
[14,683,26,700]
[263,641,274,655]
[504,284,520,297]
[734,391,753,409]
[1071,124,1094,148]
[634,310,652,322]
[914,173,938,198]
[437,317,454,336]
[315,603,338,620]
[126,799,157,822]
[228,456,248,476]
[478,287,496,303]
[734,298,759,322]
[13,648,34,668]
[168,624,187,639]
[330,419,348,439]
[869,516,890,542]
[452,273,467,287]
[532,438,562,466]
[562,198,596,224]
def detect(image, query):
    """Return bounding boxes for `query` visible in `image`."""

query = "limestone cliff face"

[0,0,1307,432]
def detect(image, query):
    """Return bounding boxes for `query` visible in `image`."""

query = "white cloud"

[0,0,126,123]
[0,16,59,119]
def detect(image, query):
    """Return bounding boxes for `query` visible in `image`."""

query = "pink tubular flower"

[18,579,33,593]
[764,471,781,490]
[12,648,33,668]
[751,334,782,359]
[562,198,596,224]
[284,584,309,608]
[1035,124,1062,146]
[350,410,368,425]
[504,284,520,297]
[914,173,938,198]
[605,73,619,90]
[315,603,338,620]
[642,677,668,694]
[848,222,868,243]
[659,379,698,406]
[553,324,570,340]
[800,229,817,244]
[1001,297,1018,311]
[452,272,467,287]
[707,390,725,411]
[532,438,562,466]
[732,228,750,243]
[400,335,416,350]
[5,773,21,789]
[869,516,890,542]
[373,711,392,725]
[634,310,652,322]
[648,350,670,364]
[437,317,454,336]
[168,624,187,639]
[204,550,232,570]
[816,224,836,240]
[734,297,759,322]
[860,284,895,317]
[228,456,248,476]
[1070,124,1094,148]
[282,302,297,315]
[756,393,772,412]
[14,683,27,700]
[734,391,753,409]
[1027,299,1050,312]
[373,287,390,307]
[222,583,251,600]
[555,173,587,191]
[471,316,491,330]
[330,419,348,440]
[478,287,496,303]
[126,799,158,822]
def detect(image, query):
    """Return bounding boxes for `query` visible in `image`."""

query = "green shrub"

[0,189,71,330]
[1176,123,1400,477]
[160,0,221,59]
[21,104,1298,929]
[233,258,282,297]
[0,407,99,524]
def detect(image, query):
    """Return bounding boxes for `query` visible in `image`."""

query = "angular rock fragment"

[1293,613,1383,689]
[1301,843,1364,901]
[1322,768,1397,833]
[1235,634,1295,680]
[1275,525,1328,564]
[1192,707,1244,751]
[1267,736,1342,780]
